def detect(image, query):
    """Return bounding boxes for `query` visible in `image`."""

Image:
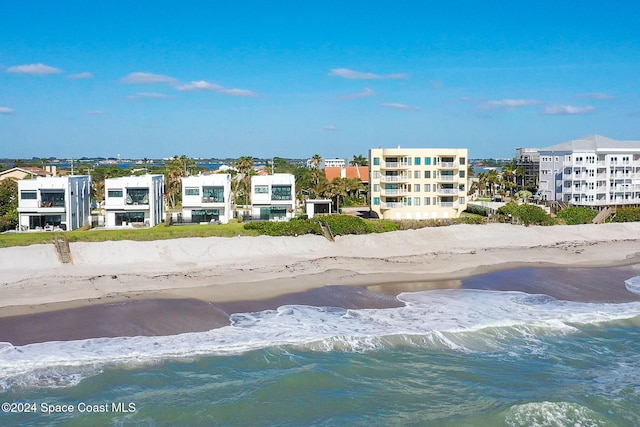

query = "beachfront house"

[251,174,296,221]
[537,135,640,207]
[104,174,165,227]
[17,175,92,231]
[369,147,469,220]
[180,174,232,224]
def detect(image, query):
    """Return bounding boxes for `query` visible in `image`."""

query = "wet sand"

[1,267,638,346]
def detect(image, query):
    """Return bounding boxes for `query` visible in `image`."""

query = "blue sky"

[1,1,639,159]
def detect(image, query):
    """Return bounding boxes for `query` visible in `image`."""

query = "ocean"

[1,275,640,426]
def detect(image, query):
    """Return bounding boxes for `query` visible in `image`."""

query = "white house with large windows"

[251,174,296,221]
[181,174,232,224]
[538,135,640,207]
[104,174,165,227]
[369,147,469,220]
[17,175,92,231]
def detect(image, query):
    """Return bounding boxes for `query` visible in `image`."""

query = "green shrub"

[364,219,400,233]
[464,204,492,217]
[320,215,369,235]
[497,204,556,226]
[243,220,321,236]
[556,207,597,225]
[610,207,640,222]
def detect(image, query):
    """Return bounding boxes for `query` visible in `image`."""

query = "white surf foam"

[505,401,610,427]
[1,288,639,390]
[624,275,640,296]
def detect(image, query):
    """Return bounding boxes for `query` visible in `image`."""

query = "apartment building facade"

[17,175,92,231]
[104,174,165,227]
[515,147,540,190]
[369,147,468,220]
[537,135,640,207]
[181,174,232,224]
[251,174,296,221]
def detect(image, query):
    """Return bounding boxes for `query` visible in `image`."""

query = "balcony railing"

[202,197,224,203]
[437,188,459,195]
[380,189,408,196]
[438,162,459,169]
[383,162,411,169]
[380,175,409,182]
[439,202,458,208]
[380,202,406,209]
[437,175,456,181]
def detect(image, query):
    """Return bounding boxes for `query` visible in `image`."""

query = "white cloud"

[127,92,171,99]
[543,105,595,115]
[323,125,337,131]
[86,110,106,115]
[0,106,16,114]
[120,72,177,84]
[481,99,542,110]
[176,80,222,91]
[219,88,258,97]
[68,72,94,79]
[329,68,408,80]
[382,103,420,111]
[7,63,63,75]
[576,92,616,100]
[339,88,375,100]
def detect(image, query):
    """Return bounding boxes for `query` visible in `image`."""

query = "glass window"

[272,185,292,200]
[424,197,430,205]
[414,157,421,166]
[414,184,420,192]
[185,188,199,196]
[425,157,431,165]
[414,170,420,179]
[407,197,412,206]
[41,191,65,207]
[20,191,37,199]
[459,197,465,204]
[373,171,380,178]
[459,157,466,165]
[255,185,269,194]
[424,184,431,192]
[373,197,380,205]
[192,209,220,223]
[115,211,145,225]
[203,186,224,202]
[373,157,380,166]
[107,189,123,198]
[126,188,149,205]
[414,197,420,206]
[460,170,465,178]
[424,171,431,179]
[373,184,380,192]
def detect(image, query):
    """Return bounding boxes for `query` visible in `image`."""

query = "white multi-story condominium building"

[369,147,469,220]
[104,174,165,227]
[305,157,346,169]
[538,135,640,207]
[17,175,92,231]
[181,174,232,224]
[251,174,296,221]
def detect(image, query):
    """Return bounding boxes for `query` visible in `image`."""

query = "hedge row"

[556,207,597,225]
[243,219,322,236]
[497,204,556,226]
[610,207,640,222]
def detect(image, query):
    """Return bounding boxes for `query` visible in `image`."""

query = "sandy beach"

[1,222,640,344]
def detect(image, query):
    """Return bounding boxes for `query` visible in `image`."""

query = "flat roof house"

[181,174,232,224]
[104,174,165,227]
[17,175,92,231]
[251,174,296,221]
[369,147,469,220]
[538,134,640,207]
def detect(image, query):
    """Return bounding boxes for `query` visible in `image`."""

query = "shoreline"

[2,223,640,344]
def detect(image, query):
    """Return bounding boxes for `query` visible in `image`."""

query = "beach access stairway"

[52,235,72,264]
[592,207,616,224]
[318,221,335,242]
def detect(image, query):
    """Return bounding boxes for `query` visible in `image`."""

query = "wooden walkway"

[52,235,73,263]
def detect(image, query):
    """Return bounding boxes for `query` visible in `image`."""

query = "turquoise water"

[2,279,640,426]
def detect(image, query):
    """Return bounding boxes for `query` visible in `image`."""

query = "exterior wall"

[181,174,232,224]
[515,148,540,189]
[369,148,469,220]
[321,158,346,168]
[539,148,640,206]
[17,175,92,230]
[104,174,165,227]
[251,174,296,221]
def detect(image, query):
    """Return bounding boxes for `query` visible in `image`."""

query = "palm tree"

[310,154,322,169]
[164,155,195,209]
[235,156,254,205]
[350,154,368,166]
[324,177,349,211]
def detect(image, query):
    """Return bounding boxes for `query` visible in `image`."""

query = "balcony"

[380,189,409,196]
[380,175,409,183]
[439,202,458,208]
[437,162,459,169]
[202,197,224,204]
[437,188,459,195]
[436,175,457,182]
[380,202,407,209]
[382,161,411,169]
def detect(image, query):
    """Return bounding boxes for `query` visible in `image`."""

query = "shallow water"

[2,277,640,426]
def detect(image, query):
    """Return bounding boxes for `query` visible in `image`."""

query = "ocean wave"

[505,401,611,427]
[624,275,640,296]
[1,289,640,391]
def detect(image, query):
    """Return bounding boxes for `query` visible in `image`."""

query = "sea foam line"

[1,288,639,391]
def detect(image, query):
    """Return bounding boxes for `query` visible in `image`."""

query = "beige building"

[369,147,468,220]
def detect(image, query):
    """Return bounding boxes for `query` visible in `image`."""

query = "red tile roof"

[324,166,369,183]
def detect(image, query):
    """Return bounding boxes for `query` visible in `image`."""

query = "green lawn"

[0,223,259,248]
